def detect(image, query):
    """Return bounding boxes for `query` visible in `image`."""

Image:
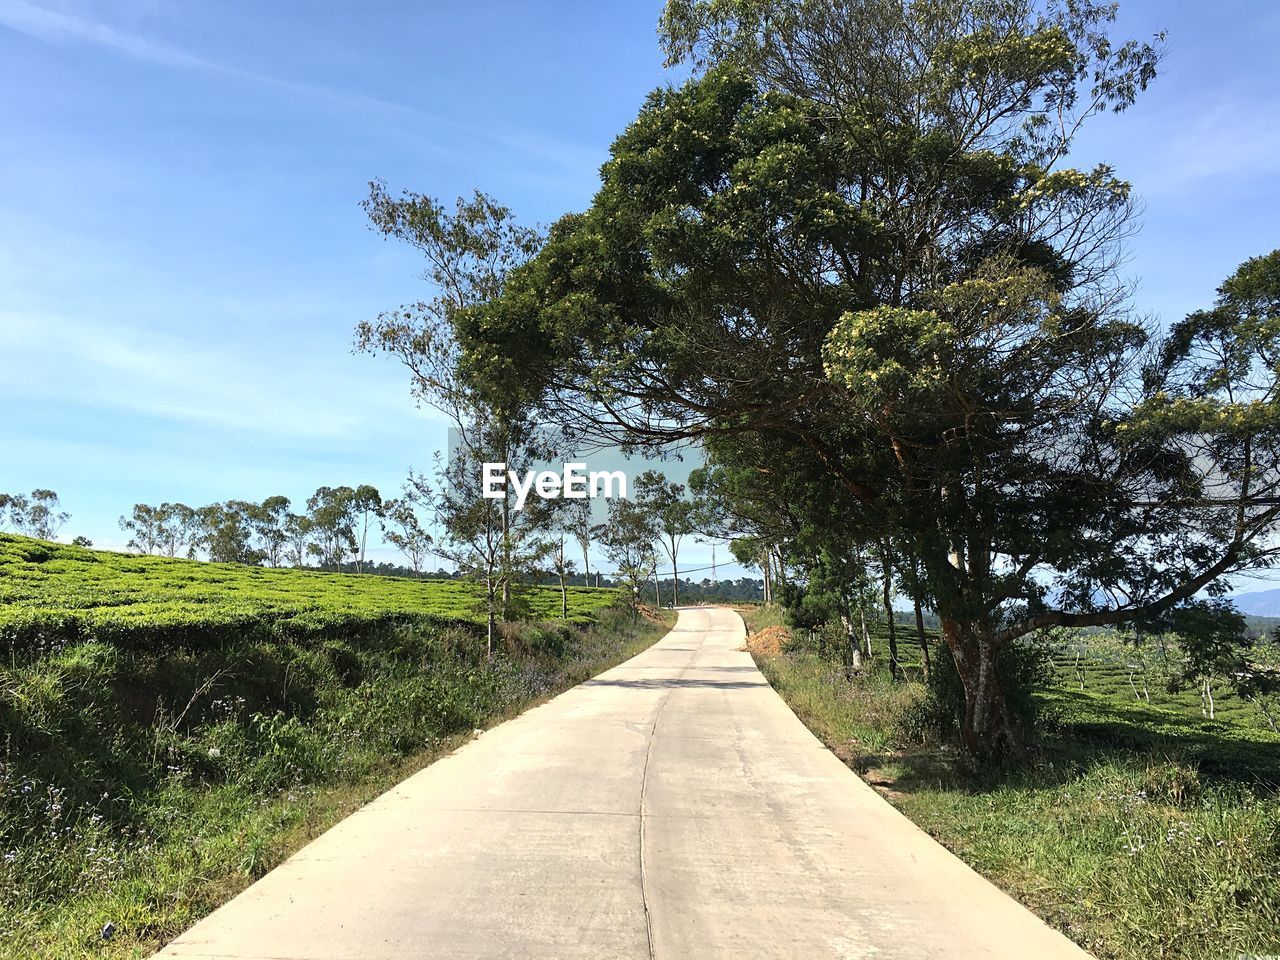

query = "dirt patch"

[745,625,793,658]
[637,604,667,626]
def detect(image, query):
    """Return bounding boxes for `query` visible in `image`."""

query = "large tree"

[306,486,358,568]
[119,503,165,555]
[16,489,69,541]
[604,495,659,622]
[453,1,1280,753]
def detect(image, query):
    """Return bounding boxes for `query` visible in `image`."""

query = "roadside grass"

[743,608,1280,960]
[1,584,672,960]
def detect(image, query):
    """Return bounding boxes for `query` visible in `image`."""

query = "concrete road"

[157,607,1090,960]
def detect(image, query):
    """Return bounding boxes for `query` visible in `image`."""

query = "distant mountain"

[1232,588,1280,618]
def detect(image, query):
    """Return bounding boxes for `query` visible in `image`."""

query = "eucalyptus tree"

[604,496,659,621]
[381,482,434,574]
[5,494,29,535]
[563,498,603,586]
[306,486,359,569]
[188,502,261,565]
[356,182,547,611]
[16,490,69,541]
[283,512,313,568]
[351,484,382,573]
[253,496,292,567]
[425,431,552,656]
[549,534,576,619]
[158,502,197,558]
[634,470,700,608]
[119,503,165,554]
[120,501,196,556]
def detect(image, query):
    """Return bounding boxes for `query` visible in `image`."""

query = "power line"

[596,560,756,578]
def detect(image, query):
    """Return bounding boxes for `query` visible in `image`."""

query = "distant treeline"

[314,559,769,603]
[3,482,772,618]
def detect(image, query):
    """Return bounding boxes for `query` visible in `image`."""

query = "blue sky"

[1,1,1278,580]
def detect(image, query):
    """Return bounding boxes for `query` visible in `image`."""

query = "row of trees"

[113,470,719,577]
[118,486,385,569]
[112,464,736,645]
[367,0,1280,754]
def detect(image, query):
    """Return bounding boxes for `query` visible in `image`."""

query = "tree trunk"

[913,594,931,681]
[671,539,679,608]
[485,575,496,660]
[500,467,511,619]
[940,617,1020,755]
[859,607,871,659]
[879,546,899,680]
[840,611,864,678]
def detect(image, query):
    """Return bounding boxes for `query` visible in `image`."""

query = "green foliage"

[2,489,70,541]
[0,533,616,660]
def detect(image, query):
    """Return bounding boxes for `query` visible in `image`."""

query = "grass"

[0,534,672,959]
[744,608,1280,960]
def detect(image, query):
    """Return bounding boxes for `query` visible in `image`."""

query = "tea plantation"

[0,533,616,655]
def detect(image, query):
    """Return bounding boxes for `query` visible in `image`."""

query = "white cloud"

[0,0,203,67]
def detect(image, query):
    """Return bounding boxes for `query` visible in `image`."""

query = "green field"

[0,533,616,654]
[0,534,656,958]
[748,610,1280,960]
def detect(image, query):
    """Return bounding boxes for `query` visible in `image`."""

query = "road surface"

[157,606,1089,959]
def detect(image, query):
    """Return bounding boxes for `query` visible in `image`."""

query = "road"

[157,606,1090,959]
